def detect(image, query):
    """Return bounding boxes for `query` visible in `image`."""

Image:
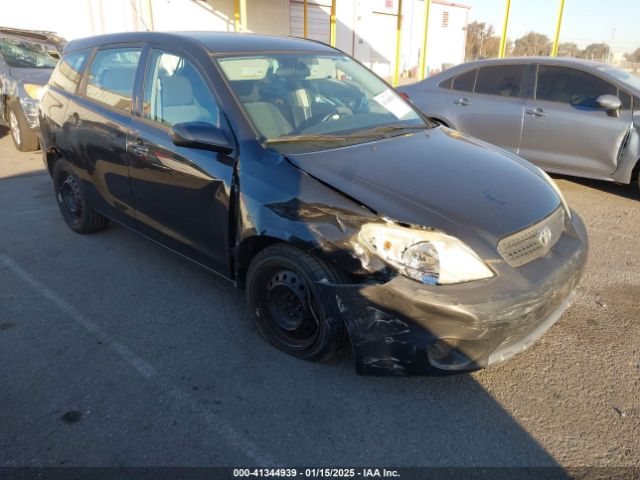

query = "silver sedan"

[399,57,640,191]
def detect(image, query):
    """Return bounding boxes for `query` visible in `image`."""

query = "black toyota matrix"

[39,32,588,375]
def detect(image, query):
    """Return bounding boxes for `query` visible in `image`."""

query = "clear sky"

[465,0,640,54]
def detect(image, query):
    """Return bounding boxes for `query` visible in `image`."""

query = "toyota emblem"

[538,227,552,247]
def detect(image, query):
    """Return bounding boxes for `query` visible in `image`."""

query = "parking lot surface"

[1,126,639,468]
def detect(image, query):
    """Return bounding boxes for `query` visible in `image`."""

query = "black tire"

[53,159,109,234]
[7,100,39,152]
[246,244,349,363]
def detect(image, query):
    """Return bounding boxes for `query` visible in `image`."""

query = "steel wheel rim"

[263,268,320,349]
[58,173,82,219]
[9,111,20,146]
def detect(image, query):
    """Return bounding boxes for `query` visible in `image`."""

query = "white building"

[2,0,469,79]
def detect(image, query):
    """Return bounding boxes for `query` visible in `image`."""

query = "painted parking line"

[8,206,57,217]
[0,253,275,467]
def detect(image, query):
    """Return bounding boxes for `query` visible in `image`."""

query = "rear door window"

[85,47,142,112]
[536,66,617,107]
[50,50,90,93]
[475,65,526,98]
[452,69,477,92]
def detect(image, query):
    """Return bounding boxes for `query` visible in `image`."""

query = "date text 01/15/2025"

[232,468,400,478]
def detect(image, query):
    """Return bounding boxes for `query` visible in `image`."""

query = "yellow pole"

[418,0,431,80]
[146,0,154,31]
[234,0,241,32]
[393,0,403,86]
[330,0,337,46]
[551,0,566,56]
[498,0,511,58]
[303,0,308,38]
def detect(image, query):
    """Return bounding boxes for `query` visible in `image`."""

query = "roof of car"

[0,26,66,48]
[65,31,336,55]
[459,56,608,69]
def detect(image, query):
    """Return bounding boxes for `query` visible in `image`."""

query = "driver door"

[127,47,235,275]
[518,65,633,176]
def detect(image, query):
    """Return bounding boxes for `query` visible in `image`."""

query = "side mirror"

[171,122,233,154]
[596,94,622,117]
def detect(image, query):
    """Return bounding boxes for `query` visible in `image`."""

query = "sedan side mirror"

[171,122,234,154]
[596,94,622,117]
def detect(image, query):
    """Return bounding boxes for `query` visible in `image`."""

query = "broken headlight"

[358,223,494,285]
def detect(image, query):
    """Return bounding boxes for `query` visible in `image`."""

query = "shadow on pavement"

[551,173,638,200]
[0,167,569,470]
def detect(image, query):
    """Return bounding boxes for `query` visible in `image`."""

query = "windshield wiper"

[264,124,431,144]
[344,124,431,138]
[265,134,350,144]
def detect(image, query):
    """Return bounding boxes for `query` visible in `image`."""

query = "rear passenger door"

[69,46,143,227]
[126,47,235,275]
[446,64,528,153]
[519,65,633,175]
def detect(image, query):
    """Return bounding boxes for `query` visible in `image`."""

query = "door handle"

[129,138,148,156]
[525,108,549,117]
[454,97,472,106]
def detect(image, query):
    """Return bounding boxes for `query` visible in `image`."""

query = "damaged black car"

[39,32,588,375]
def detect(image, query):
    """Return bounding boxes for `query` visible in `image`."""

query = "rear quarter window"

[452,69,477,92]
[50,50,90,93]
[438,77,453,89]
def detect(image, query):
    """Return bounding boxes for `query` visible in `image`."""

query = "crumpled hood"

[8,67,53,86]
[285,127,561,250]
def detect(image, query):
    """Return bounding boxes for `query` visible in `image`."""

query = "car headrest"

[100,67,136,94]
[161,75,194,107]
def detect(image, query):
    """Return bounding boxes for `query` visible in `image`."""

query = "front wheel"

[246,244,349,362]
[53,159,109,234]
[8,100,39,152]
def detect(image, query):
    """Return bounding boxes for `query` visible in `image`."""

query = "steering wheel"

[291,107,342,134]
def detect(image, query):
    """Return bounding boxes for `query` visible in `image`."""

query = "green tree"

[512,32,551,56]
[624,48,640,63]
[464,21,502,60]
[578,43,610,61]
[557,42,579,57]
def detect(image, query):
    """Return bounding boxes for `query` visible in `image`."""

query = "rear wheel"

[53,159,109,234]
[246,244,348,362]
[8,100,39,152]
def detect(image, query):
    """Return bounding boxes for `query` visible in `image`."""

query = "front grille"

[497,207,565,267]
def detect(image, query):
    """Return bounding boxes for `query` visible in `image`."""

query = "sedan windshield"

[217,53,429,151]
[0,37,59,69]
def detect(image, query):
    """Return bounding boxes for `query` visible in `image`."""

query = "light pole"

[551,0,566,56]
[498,0,511,58]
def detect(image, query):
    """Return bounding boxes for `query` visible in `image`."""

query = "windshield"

[0,37,59,69]
[217,53,429,151]
[598,65,640,92]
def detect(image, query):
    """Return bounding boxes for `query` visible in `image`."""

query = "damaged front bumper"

[317,213,588,375]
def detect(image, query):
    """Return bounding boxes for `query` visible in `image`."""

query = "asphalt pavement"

[0,126,638,469]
